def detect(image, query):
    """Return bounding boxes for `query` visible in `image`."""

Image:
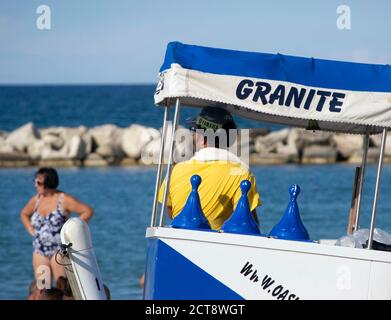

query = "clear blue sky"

[0,0,390,84]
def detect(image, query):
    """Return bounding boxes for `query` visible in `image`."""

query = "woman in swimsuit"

[20,167,94,286]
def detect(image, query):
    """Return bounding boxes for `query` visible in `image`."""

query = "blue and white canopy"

[154,42,391,134]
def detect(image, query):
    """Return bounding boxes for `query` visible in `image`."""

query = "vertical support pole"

[347,167,361,235]
[354,128,370,231]
[367,128,387,249]
[150,104,170,227]
[159,98,181,227]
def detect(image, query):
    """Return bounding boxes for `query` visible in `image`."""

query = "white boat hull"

[144,227,391,300]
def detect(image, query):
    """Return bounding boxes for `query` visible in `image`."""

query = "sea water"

[0,85,284,132]
[1,165,391,299]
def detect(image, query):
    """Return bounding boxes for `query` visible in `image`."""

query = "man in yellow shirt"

[158,107,261,230]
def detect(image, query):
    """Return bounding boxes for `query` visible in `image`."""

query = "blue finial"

[269,184,310,241]
[240,180,251,195]
[191,175,201,191]
[221,180,260,235]
[171,175,211,230]
[289,184,300,200]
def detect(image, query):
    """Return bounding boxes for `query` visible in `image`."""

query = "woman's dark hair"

[57,276,73,297]
[35,167,59,189]
[39,288,64,300]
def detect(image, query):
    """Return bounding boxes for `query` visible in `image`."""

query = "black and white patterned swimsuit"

[31,193,67,258]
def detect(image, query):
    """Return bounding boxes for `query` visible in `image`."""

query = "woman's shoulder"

[60,192,79,205]
[30,193,39,200]
[29,194,41,204]
[60,191,74,199]
[24,194,41,211]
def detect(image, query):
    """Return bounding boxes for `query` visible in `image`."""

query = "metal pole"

[367,128,387,250]
[354,128,370,231]
[150,104,170,227]
[158,98,181,227]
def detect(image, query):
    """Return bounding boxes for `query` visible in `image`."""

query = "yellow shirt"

[158,156,261,230]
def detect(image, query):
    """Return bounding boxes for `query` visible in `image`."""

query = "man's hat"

[186,107,236,132]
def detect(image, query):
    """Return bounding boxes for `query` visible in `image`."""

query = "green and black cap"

[186,107,237,132]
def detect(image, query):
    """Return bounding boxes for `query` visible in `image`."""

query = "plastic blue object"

[221,180,261,235]
[269,184,310,241]
[171,175,211,230]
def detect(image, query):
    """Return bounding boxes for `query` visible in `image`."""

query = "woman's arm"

[63,194,94,222]
[20,196,37,236]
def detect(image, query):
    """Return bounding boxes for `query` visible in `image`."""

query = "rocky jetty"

[0,122,390,167]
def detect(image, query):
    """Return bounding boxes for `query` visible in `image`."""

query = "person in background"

[27,280,41,300]
[139,273,145,289]
[103,284,111,300]
[56,276,74,300]
[20,167,94,288]
[57,275,110,300]
[28,280,64,300]
[38,288,64,300]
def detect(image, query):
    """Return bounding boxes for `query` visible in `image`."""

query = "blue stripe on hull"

[144,239,243,300]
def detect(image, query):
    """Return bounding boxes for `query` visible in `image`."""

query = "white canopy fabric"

[155,42,391,134]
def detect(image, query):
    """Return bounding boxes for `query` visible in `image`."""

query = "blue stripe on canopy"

[160,42,391,93]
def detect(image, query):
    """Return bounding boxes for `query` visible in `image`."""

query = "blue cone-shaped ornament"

[269,184,310,241]
[221,180,260,235]
[171,175,211,230]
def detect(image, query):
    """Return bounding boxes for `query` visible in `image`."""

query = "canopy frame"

[158,98,181,227]
[367,128,388,249]
[150,101,170,227]
[354,128,370,232]
[149,96,388,251]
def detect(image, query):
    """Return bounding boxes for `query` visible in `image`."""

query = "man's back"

[158,155,261,230]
